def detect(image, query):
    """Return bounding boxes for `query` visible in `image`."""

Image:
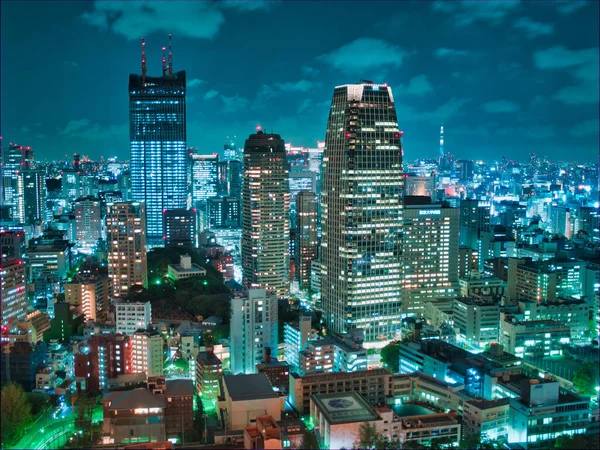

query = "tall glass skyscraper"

[241,130,290,298]
[321,82,404,344]
[129,60,187,246]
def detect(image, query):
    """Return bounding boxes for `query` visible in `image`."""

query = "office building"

[295,191,318,290]
[1,230,26,259]
[283,315,313,374]
[196,344,222,410]
[115,300,152,335]
[289,368,392,414]
[499,318,570,359]
[74,196,102,252]
[479,226,515,272]
[459,199,490,249]
[107,202,147,298]
[163,208,196,248]
[167,254,206,281]
[461,398,510,441]
[2,143,33,223]
[191,152,219,205]
[453,297,500,348]
[132,329,164,377]
[64,272,110,322]
[0,341,47,392]
[516,299,589,340]
[207,196,240,228]
[228,160,243,199]
[230,288,278,374]
[241,130,290,298]
[507,257,583,302]
[256,348,290,394]
[402,197,460,315]
[508,379,590,448]
[459,275,507,298]
[25,236,71,301]
[404,174,436,197]
[23,169,46,227]
[74,334,132,392]
[1,257,27,332]
[129,47,187,246]
[321,82,403,343]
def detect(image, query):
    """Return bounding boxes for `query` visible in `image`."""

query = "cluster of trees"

[129,247,232,327]
[1,383,33,446]
[553,434,599,449]
[573,362,599,396]
[380,341,401,371]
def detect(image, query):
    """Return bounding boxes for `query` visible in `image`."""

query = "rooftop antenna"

[161,46,167,77]
[141,37,147,84]
[168,34,173,78]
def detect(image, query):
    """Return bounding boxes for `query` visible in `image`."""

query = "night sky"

[1,1,598,162]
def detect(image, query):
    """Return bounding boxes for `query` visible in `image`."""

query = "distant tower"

[439,124,444,164]
[321,82,403,343]
[129,35,187,247]
[241,129,290,298]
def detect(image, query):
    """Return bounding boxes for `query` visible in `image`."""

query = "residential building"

[241,130,290,298]
[25,236,71,300]
[74,334,132,392]
[1,257,27,332]
[196,344,222,410]
[129,60,187,246]
[115,301,152,335]
[321,82,403,343]
[107,202,147,297]
[207,196,240,229]
[256,348,290,394]
[295,191,318,291]
[64,272,110,322]
[230,289,278,374]
[132,329,164,377]
[0,340,47,391]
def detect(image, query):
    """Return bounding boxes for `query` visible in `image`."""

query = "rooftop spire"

[168,34,173,78]
[141,37,147,83]
[161,46,167,77]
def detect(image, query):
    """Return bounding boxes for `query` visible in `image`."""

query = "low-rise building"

[196,344,222,410]
[167,254,206,281]
[516,299,589,341]
[115,301,151,336]
[256,348,290,394]
[283,315,313,373]
[462,398,510,442]
[459,276,507,298]
[453,296,500,348]
[499,318,570,359]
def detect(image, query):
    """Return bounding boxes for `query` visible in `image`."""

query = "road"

[12,405,74,450]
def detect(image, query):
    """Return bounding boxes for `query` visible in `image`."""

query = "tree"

[299,428,320,449]
[357,422,379,449]
[573,364,595,395]
[195,395,205,442]
[380,341,401,372]
[1,383,33,446]
[430,436,455,450]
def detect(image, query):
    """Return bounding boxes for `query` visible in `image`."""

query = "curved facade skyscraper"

[321,82,404,344]
[241,130,290,298]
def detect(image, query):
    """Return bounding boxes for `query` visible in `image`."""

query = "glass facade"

[129,72,187,246]
[190,152,219,205]
[321,83,403,344]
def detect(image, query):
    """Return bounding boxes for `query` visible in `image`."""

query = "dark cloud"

[432,0,520,27]
[60,119,128,140]
[395,75,433,97]
[569,119,599,137]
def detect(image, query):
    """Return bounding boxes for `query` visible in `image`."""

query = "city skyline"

[2,1,599,162]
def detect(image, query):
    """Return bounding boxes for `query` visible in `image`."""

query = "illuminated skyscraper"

[321,82,403,343]
[2,143,32,224]
[129,37,187,246]
[74,196,102,253]
[23,169,46,227]
[190,152,219,205]
[402,197,460,315]
[241,130,290,298]
[1,257,27,332]
[107,202,148,298]
[295,191,318,291]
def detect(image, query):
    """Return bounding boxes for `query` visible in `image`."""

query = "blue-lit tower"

[129,36,187,246]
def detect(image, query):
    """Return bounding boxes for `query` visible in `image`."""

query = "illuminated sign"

[419,209,441,215]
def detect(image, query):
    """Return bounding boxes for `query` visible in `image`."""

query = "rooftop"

[311,392,381,425]
[164,379,194,397]
[223,373,278,401]
[464,398,510,410]
[103,388,165,411]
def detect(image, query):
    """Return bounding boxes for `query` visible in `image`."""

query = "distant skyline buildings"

[129,43,188,246]
[320,82,404,345]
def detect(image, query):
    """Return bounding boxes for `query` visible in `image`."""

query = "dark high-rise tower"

[241,129,290,298]
[321,82,403,343]
[129,36,187,246]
